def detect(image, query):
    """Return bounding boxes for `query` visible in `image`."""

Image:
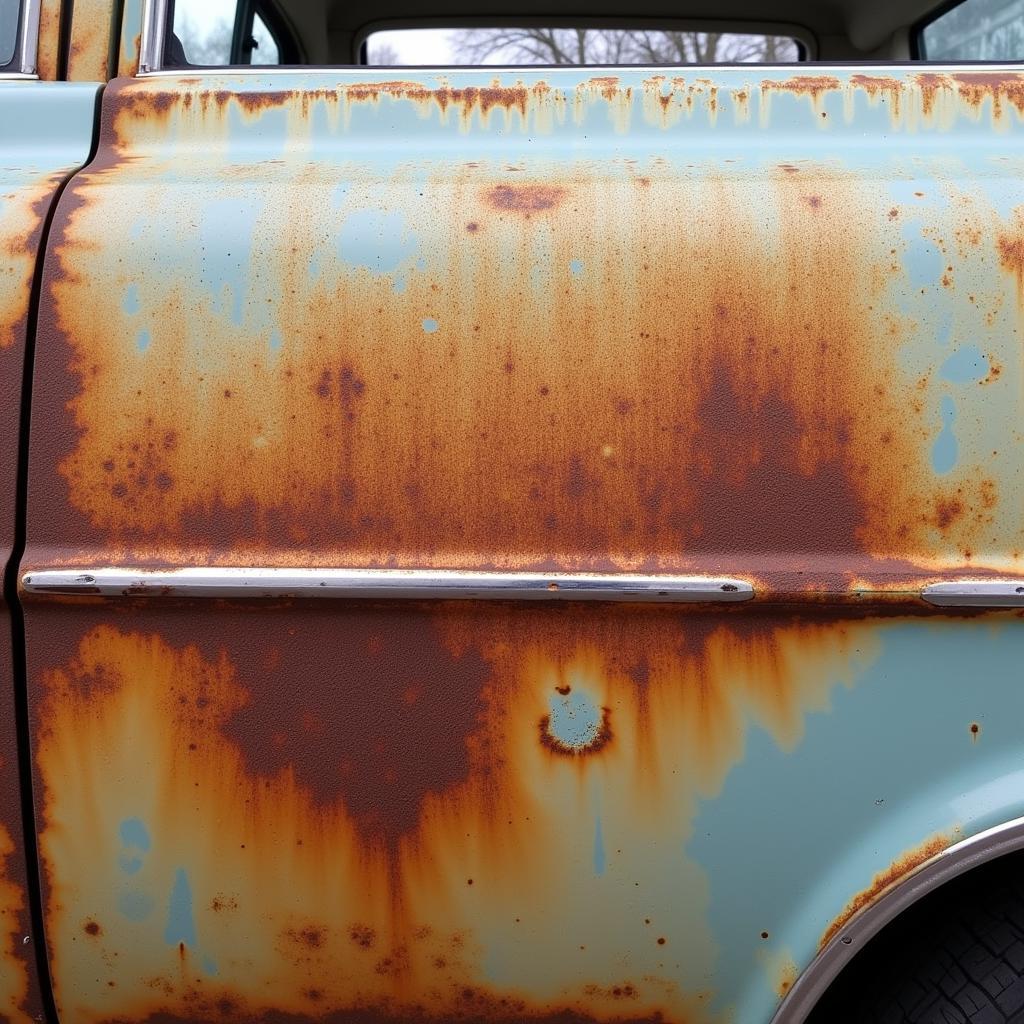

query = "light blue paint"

[570,259,584,275]
[931,394,959,474]
[940,344,990,384]
[197,197,260,327]
[593,816,606,876]
[903,228,944,290]
[119,818,151,852]
[117,890,154,922]
[422,318,440,333]
[136,328,151,353]
[269,329,283,353]
[935,311,953,347]
[689,618,1024,1024]
[393,275,407,294]
[337,208,417,275]
[122,284,141,315]
[118,854,143,876]
[547,691,602,750]
[164,869,197,948]
[202,955,219,976]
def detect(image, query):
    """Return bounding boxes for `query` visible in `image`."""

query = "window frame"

[142,0,300,72]
[355,16,814,66]
[0,0,42,76]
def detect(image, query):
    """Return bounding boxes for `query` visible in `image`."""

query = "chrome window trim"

[772,814,1024,1024]
[921,580,1024,607]
[2,0,41,75]
[139,0,166,73]
[21,567,755,602]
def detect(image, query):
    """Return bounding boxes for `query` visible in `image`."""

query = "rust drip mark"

[970,721,981,742]
[819,833,951,950]
[762,76,841,103]
[776,957,798,999]
[850,75,903,115]
[915,73,952,117]
[588,76,620,102]
[485,184,567,215]
[954,73,1024,117]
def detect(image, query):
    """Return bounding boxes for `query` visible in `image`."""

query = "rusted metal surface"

[1,80,100,1023]
[66,0,116,81]
[26,71,1024,597]
[20,68,1024,1023]
[818,832,952,951]
[34,0,61,81]
[117,0,143,77]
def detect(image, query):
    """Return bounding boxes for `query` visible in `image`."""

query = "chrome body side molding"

[771,815,1024,1024]
[921,581,1024,607]
[20,567,756,602]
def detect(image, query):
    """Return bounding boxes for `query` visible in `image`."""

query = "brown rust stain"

[33,604,893,1021]
[762,76,841,103]
[485,183,567,214]
[819,833,951,950]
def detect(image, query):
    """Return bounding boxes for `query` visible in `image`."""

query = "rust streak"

[819,833,951,950]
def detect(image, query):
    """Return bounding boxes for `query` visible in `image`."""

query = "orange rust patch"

[34,610,889,1022]
[819,833,951,949]
[762,76,841,102]
[851,75,903,111]
[954,73,1024,117]
[66,0,113,81]
[485,184,567,214]
[776,956,798,999]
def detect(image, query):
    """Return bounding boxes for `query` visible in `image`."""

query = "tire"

[808,851,1024,1024]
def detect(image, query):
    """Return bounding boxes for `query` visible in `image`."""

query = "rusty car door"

[19,68,1024,1024]
[1,1,100,1018]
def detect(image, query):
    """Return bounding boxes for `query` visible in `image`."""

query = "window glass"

[0,0,20,68]
[171,0,282,66]
[920,0,1024,60]
[364,27,803,66]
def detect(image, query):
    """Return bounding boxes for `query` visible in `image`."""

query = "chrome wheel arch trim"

[771,815,1024,1024]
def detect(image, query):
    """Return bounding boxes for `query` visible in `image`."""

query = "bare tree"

[174,13,232,65]
[449,27,799,66]
[366,41,402,65]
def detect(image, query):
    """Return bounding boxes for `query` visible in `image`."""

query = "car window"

[0,0,20,68]
[919,0,1024,60]
[363,27,804,66]
[169,0,284,66]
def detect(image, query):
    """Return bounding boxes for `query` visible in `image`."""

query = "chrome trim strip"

[139,0,166,74]
[20,567,755,602]
[133,59,1024,78]
[772,815,1024,1024]
[16,0,41,75]
[921,580,1024,607]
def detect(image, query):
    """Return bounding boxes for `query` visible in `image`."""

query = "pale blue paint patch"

[570,259,584,275]
[330,181,351,208]
[393,275,407,294]
[269,329,283,353]
[422,318,440,333]
[593,816,606,876]
[889,180,931,205]
[164,869,197,947]
[935,311,953,347]
[120,818,151,852]
[932,395,959,475]
[903,228,943,290]
[122,284,141,315]
[416,257,427,271]
[202,955,219,976]
[198,197,260,327]
[940,344,989,384]
[547,691,602,750]
[337,209,417,275]
[118,890,154,922]
[118,854,143,875]
[136,328,151,353]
